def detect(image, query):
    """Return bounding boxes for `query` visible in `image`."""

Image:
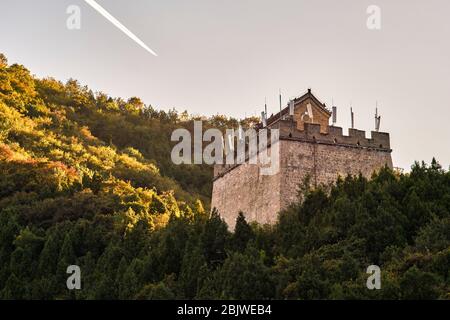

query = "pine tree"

[233,212,254,251]
[200,209,230,266]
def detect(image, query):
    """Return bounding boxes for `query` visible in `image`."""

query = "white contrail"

[84,0,157,56]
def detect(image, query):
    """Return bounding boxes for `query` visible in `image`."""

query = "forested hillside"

[0,53,448,299]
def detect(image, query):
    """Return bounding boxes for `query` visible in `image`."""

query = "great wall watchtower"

[211,89,393,229]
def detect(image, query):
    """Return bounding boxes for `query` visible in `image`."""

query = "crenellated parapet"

[276,118,390,150]
[213,119,391,180]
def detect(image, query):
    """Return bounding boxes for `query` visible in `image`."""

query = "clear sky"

[1,0,449,170]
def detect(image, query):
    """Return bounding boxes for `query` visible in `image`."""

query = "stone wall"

[279,139,393,211]
[211,161,281,229]
[211,117,393,229]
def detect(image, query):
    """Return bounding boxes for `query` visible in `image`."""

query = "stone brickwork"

[211,91,393,229]
[211,161,281,228]
[292,97,331,133]
[279,139,392,211]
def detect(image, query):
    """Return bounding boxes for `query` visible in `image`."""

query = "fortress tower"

[211,89,393,229]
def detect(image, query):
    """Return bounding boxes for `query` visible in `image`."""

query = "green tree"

[400,266,440,299]
[233,212,254,251]
[200,209,230,266]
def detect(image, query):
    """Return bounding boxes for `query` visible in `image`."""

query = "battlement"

[276,118,391,150]
[213,118,391,180]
